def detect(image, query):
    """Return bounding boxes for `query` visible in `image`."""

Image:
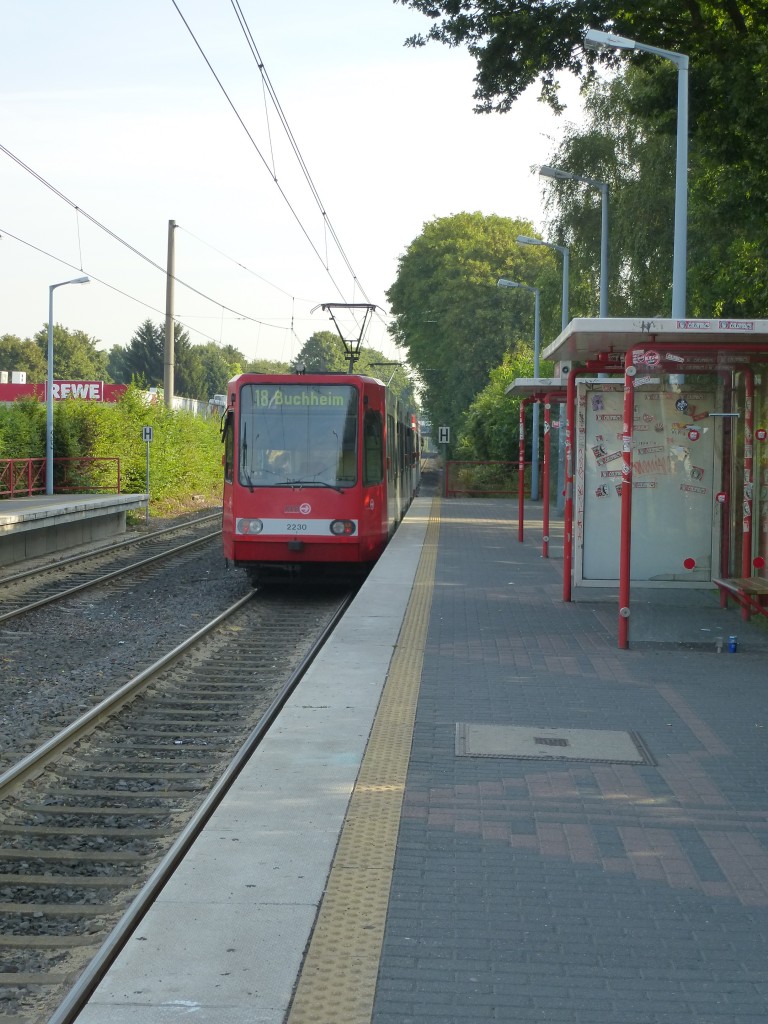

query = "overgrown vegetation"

[0,384,222,515]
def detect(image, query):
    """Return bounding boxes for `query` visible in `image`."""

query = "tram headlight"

[330,519,356,536]
[236,517,264,535]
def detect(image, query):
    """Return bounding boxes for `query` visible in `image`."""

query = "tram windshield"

[238,383,359,489]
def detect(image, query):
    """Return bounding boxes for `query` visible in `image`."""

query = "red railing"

[445,460,537,498]
[0,458,121,497]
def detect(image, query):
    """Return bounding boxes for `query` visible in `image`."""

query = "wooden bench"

[713,577,768,621]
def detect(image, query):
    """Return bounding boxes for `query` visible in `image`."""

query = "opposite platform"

[0,493,148,566]
[78,491,768,1024]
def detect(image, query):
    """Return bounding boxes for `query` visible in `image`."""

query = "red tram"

[221,372,421,583]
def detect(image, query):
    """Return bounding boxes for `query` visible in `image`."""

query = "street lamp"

[516,235,570,331]
[517,234,570,514]
[497,278,542,500]
[583,28,688,319]
[46,276,90,495]
[539,166,609,318]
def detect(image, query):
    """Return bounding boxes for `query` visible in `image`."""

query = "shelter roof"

[504,378,563,397]
[543,317,768,364]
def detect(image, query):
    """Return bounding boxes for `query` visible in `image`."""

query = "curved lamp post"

[46,276,90,495]
[584,28,688,319]
[497,278,541,499]
[516,234,570,332]
[539,166,609,318]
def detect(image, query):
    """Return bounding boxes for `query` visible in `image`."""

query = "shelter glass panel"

[576,380,720,585]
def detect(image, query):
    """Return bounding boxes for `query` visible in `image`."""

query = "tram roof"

[542,317,768,364]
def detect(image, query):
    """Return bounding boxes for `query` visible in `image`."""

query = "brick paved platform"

[76,488,768,1024]
[373,496,768,1024]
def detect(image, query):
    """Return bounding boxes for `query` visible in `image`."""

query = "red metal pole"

[563,372,579,601]
[542,392,566,560]
[719,370,732,583]
[518,399,528,543]
[618,347,637,650]
[543,397,551,558]
[742,366,754,580]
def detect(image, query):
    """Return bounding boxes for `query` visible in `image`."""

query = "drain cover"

[455,724,654,765]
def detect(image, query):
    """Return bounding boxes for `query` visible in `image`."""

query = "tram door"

[575,381,721,586]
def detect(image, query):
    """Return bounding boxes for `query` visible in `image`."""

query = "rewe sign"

[48,380,104,400]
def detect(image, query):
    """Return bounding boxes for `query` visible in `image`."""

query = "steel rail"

[0,528,221,624]
[0,590,255,796]
[46,589,354,1024]
[0,510,221,586]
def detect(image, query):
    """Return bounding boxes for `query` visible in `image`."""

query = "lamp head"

[497,278,519,289]
[539,164,574,181]
[584,28,636,52]
[516,235,542,246]
[72,276,90,285]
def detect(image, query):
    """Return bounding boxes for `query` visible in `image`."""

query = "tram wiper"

[275,479,345,494]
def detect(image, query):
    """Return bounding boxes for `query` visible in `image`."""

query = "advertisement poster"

[576,381,720,584]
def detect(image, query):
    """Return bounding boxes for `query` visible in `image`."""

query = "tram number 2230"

[285,522,309,532]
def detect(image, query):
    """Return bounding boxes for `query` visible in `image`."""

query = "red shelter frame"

[542,318,768,649]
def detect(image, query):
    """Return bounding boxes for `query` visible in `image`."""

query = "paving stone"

[372,498,768,1024]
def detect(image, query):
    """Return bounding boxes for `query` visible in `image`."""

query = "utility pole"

[164,219,176,409]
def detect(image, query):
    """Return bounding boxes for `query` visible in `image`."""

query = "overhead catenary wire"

[0,143,294,336]
[0,225,294,346]
[170,0,350,302]
[177,0,391,344]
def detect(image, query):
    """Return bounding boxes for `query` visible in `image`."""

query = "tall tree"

[245,357,292,374]
[396,1,764,113]
[173,327,207,400]
[32,325,111,382]
[0,334,47,382]
[398,1,768,317]
[386,212,560,436]
[121,319,163,386]
[292,331,349,373]
[543,56,768,317]
[117,320,209,399]
[291,331,418,405]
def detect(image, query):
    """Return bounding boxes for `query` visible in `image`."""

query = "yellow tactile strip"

[285,497,440,1024]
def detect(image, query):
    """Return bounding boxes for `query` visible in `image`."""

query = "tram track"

[0,511,223,623]
[0,585,353,1024]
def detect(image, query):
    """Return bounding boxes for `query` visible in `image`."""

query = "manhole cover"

[455,724,655,765]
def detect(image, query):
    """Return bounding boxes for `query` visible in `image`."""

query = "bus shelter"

[504,378,566,557]
[541,317,768,648]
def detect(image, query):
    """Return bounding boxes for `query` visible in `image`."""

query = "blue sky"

[1,1,582,368]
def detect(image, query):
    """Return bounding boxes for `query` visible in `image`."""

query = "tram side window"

[222,409,234,483]
[363,409,384,485]
[387,414,396,481]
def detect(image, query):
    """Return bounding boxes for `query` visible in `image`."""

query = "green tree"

[398,1,768,318]
[543,57,768,317]
[173,328,207,400]
[290,331,419,406]
[195,342,245,398]
[32,325,111,382]
[396,1,764,113]
[116,320,209,400]
[244,357,292,374]
[292,331,349,373]
[457,347,554,462]
[0,334,47,381]
[122,320,164,385]
[106,343,131,385]
[386,212,560,438]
